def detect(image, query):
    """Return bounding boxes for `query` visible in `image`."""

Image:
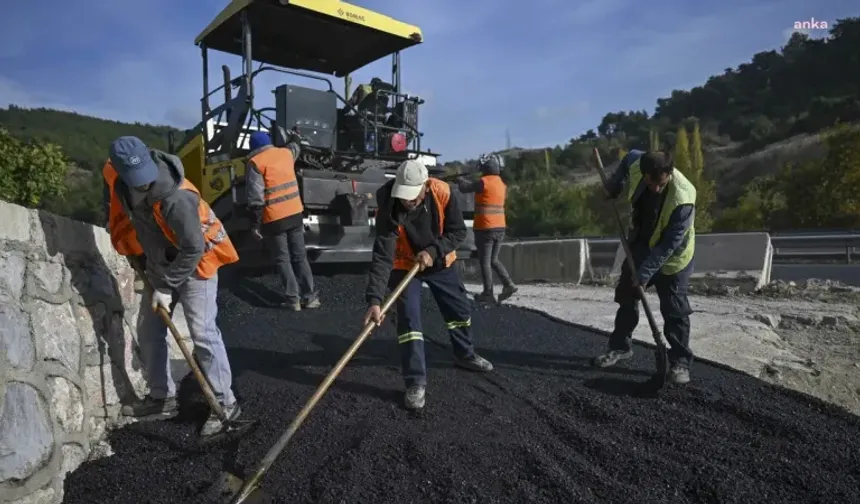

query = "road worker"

[348,77,384,109]
[363,159,494,410]
[593,149,696,384]
[457,153,517,304]
[245,130,319,310]
[103,136,246,438]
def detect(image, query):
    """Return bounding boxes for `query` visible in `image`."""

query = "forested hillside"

[0,107,178,223]
[0,107,176,171]
[448,18,860,235]
[1,17,858,234]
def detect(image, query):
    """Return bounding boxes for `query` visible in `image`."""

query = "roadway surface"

[63,272,860,503]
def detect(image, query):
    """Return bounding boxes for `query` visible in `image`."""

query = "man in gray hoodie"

[106,136,244,438]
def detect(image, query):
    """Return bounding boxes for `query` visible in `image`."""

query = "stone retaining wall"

[0,200,191,504]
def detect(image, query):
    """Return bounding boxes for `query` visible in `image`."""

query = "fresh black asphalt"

[64,272,860,503]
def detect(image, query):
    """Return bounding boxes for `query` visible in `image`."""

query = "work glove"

[151,288,173,313]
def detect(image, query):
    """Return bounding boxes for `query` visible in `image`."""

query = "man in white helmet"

[363,159,494,410]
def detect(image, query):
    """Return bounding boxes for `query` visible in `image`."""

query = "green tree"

[815,123,860,226]
[673,126,692,174]
[713,178,784,231]
[507,175,602,237]
[0,128,68,207]
[713,123,860,231]
[688,121,715,231]
[649,128,660,151]
[690,121,704,176]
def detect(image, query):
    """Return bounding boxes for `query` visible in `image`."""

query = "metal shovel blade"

[649,345,670,389]
[204,471,272,504]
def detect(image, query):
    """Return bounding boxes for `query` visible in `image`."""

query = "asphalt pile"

[64,272,860,504]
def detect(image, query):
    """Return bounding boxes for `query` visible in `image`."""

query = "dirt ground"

[720,280,860,416]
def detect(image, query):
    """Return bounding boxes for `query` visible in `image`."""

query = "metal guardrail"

[510,232,860,264]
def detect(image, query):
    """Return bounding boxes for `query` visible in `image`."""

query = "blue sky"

[0,0,856,161]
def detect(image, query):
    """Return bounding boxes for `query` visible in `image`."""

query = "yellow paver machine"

[171,0,477,264]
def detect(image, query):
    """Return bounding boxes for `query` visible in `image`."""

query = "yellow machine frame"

[176,0,426,206]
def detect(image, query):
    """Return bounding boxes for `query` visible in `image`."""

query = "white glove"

[151,289,172,312]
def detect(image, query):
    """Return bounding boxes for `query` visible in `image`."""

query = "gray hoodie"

[114,150,205,290]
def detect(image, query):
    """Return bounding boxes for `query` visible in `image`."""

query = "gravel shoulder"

[468,282,860,416]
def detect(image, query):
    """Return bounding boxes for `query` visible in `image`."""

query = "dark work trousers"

[474,229,514,294]
[265,224,317,304]
[610,243,695,368]
[388,265,476,387]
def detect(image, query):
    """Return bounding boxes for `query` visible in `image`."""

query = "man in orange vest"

[362,159,494,410]
[245,131,319,311]
[104,136,246,439]
[457,153,517,304]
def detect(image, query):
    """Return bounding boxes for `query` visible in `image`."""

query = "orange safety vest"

[249,147,304,223]
[105,166,239,279]
[152,179,239,279]
[393,178,457,271]
[103,161,144,257]
[474,174,506,230]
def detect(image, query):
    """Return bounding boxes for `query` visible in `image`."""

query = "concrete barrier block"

[459,239,589,285]
[608,232,773,292]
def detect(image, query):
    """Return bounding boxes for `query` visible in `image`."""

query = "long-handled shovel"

[591,149,669,389]
[220,262,422,504]
[133,267,258,445]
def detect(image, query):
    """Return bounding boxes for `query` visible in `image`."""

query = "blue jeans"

[138,272,236,406]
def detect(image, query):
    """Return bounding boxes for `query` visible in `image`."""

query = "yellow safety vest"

[627,159,697,275]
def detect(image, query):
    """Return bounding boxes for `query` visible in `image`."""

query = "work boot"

[120,395,178,419]
[670,365,691,385]
[591,350,633,368]
[454,353,494,372]
[200,403,243,438]
[302,297,321,309]
[281,300,301,311]
[404,385,426,410]
[474,292,497,305]
[497,284,518,303]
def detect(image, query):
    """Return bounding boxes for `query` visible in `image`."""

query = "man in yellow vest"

[593,150,696,384]
[245,130,319,311]
[105,136,246,439]
[362,159,494,410]
[457,153,517,304]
